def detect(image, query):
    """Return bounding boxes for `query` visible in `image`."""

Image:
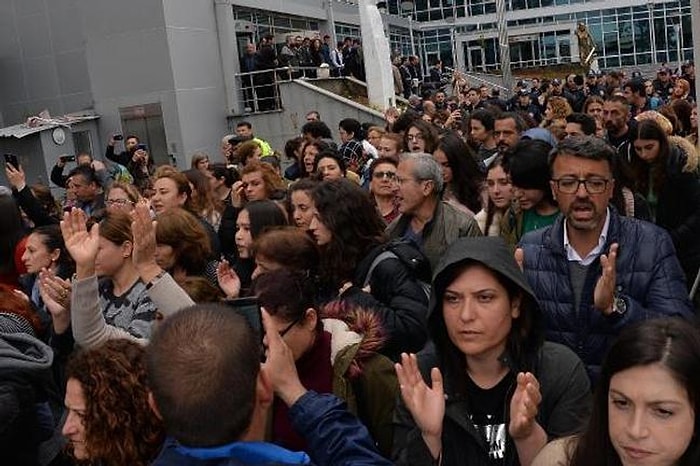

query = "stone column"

[358,0,395,110]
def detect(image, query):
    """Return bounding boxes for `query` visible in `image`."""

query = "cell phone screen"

[4,154,19,169]
[224,297,263,344]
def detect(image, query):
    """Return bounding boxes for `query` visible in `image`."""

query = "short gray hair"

[399,152,443,195]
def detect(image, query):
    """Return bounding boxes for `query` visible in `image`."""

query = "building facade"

[231,0,694,74]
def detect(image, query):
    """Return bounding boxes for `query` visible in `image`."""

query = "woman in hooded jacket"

[253,268,398,459]
[393,236,591,466]
[308,179,430,361]
[628,119,700,286]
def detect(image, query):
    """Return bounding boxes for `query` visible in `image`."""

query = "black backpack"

[363,240,432,300]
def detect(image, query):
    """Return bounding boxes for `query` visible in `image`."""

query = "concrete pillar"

[358,0,395,110]
[215,0,242,115]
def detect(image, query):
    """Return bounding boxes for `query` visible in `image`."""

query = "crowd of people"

[1,59,700,466]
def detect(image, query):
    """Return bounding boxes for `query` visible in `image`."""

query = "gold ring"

[61,289,68,299]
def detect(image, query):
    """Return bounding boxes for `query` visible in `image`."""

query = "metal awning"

[0,112,100,139]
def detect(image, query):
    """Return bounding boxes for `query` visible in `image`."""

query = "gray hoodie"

[393,237,591,466]
[0,332,55,464]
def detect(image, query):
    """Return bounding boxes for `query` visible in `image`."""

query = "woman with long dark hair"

[217,199,288,297]
[308,179,429,360]
[628,119,700,285]
[533,318,700,466]
[433,132,485,214]
[475,155,513,236]
[394,237,591,466]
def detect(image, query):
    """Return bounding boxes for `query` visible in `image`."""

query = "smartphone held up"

[3,153,19,170]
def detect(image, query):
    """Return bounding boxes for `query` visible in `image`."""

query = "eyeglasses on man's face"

[552,177,610,194]
[373,170,397,180]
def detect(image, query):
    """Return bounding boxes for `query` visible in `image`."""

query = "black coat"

[653,145,700,282]
[344,243,430,361]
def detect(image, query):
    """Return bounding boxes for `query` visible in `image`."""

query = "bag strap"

[363,251,398,288]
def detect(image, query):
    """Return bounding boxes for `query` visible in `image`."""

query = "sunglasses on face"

[373,171,397,180]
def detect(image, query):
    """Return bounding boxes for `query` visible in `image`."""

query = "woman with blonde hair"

[541,96,573,129]
[105,181,141,214]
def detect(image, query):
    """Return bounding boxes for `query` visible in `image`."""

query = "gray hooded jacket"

[393,237,591,466]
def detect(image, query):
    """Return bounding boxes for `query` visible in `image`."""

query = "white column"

[214,0,240,115]
[358,0,395,109]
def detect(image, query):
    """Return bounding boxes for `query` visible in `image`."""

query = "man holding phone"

[105,133,140,167]
[50,152,95,188]
[147,305,392,465]
[106,134,153,191]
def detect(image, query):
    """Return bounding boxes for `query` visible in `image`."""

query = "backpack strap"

[363,251,398,288]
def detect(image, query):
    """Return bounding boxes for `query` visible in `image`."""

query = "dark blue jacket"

[151,391,392,466]
[518,209,695,381]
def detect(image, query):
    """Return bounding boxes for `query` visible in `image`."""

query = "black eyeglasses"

[279,317,302,337]
[373,170,397,180]
[552,177,610,194]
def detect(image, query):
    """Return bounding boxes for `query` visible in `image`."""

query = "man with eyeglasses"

[387,153,481,271]
[516,136,694,384]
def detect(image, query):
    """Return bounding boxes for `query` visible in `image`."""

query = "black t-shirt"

[466,371,515,464]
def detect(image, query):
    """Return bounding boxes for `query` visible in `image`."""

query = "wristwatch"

[610,292,627,315]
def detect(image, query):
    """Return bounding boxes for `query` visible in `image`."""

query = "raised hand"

[508,372,542,440]
[38,268,71,334]
[395,353,444,459]
[594,242,618,314]
[231,181,245,208]
[130,201,161,283]
[217,260,241,299]
[514,247,525,272]
[60,208,99,271]
[4,163,26,190]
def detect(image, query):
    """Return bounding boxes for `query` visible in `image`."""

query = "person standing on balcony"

[239,42,258,112]
[256,35,278,111]
[330,41,344,78]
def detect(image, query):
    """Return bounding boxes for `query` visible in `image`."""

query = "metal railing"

[234,66,343,114]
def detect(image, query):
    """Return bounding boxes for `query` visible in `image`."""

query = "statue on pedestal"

[576,23,596,72]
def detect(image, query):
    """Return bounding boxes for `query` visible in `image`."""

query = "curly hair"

[155,207,212,276]
[311,179,386,286]
[65,339,164,466]
[403,119,439,153]
[544,96,573,122]
[240,161,286,199]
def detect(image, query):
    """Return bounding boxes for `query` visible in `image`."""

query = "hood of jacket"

[669,135,699,174]
[427,236,544,372]
[321,301,386,379]
[0,332,53,384]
